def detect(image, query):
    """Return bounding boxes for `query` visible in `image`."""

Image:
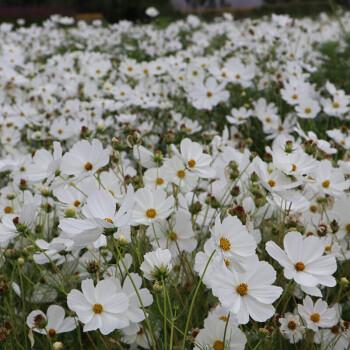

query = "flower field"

[0,12,350,350]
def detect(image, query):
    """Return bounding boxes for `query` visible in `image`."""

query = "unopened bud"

[53,342,64,350]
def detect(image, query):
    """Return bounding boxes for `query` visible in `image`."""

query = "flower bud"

[53,342,64,350]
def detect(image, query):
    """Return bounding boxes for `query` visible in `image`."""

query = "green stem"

[181,250,216,350]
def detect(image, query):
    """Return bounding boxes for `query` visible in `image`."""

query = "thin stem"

[181,250,216,350]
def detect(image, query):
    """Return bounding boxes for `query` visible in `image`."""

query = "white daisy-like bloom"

[298,296,338,331]
[314,320,350,350]
[81,186,134,229]
[194,315,246,350]
[172,138,216,179]
[60,139,109,178]
[133,145,160,169]
[140,248,172,281]
[253,157,301,192]
[210,261,282,324]
[121,323,151,349]
[33,237,74,265]
[143,166,168,190]
[145,7,159,17]
[266,231,337,296]
[295,98,321,119]
[188,77,230,111]
[26,305,76,336]
[163,156,198,192]
[309,160,349,197]
[209,215,257,261]
[279,312,305,343]
[146,210,197,257]
[67,278,129,334]
[59,186,134,246]
[131,187,174,226]
[0,202,37,246]
[26,142,62,183]
[107,272,153,324]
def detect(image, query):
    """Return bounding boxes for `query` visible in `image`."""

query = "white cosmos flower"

[298,296,338,331]
[59,186,134,246]
[26,305,76,336]
[173,138,216,179]
[145,7,159,17]
[210,261,283,324]
[140,248,172,281]
[209,215,257,261]
[67,278,129,335]
[26,142,62,183]
[188,77,229,110]
[266,231,337,295]
[33,237,74,265]
[61,139,109,178]
[107,273,153,324]
[310,160,349,197]
[253,157,300,192]
[279,312,305,344]
[81,186,134,229]
[146,210,197,257]
[295,98,321,119]
[143,166,168,190]
[194,315,246,350]
[0,202,37,246]
[131,187,174,226]
[163,156,198,192]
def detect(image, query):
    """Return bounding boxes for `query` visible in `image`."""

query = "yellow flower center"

[169,232,177,241]
[304,107,312,114]
[213,340,224,350]
[322,180,330,188]
[268,179,276,188]
[309,205,318,213]
[287,320,297,330]
[294,261,305,271]
[207,91,213,98]
[187,159,196,168]
[346,223,350,233]
[48,328,56,337]
[291,164,297,172]
[177,170,186,178]
[92,304,103,314]
[155,177,164,185]
[74,200,81,207]
[310,313,320,323]
[219,237,231,251]
[4,206,13,214]
[236,283,248,296]
[333,101,340,108]
[146,208,157,219]
[104,217,113,224]
[84,162,93,171]
[224,258,231,267]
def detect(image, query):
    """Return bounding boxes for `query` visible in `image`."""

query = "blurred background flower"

[0,0,349,22]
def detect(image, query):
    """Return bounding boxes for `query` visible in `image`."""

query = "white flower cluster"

[0,12,350,350]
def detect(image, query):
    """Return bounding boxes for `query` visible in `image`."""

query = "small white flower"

[67,278,129,334]
[298,296,338,331]
[140,248,172,281]
[145,7,159,17]
[26,305,76,336]
[266,231,337,295]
